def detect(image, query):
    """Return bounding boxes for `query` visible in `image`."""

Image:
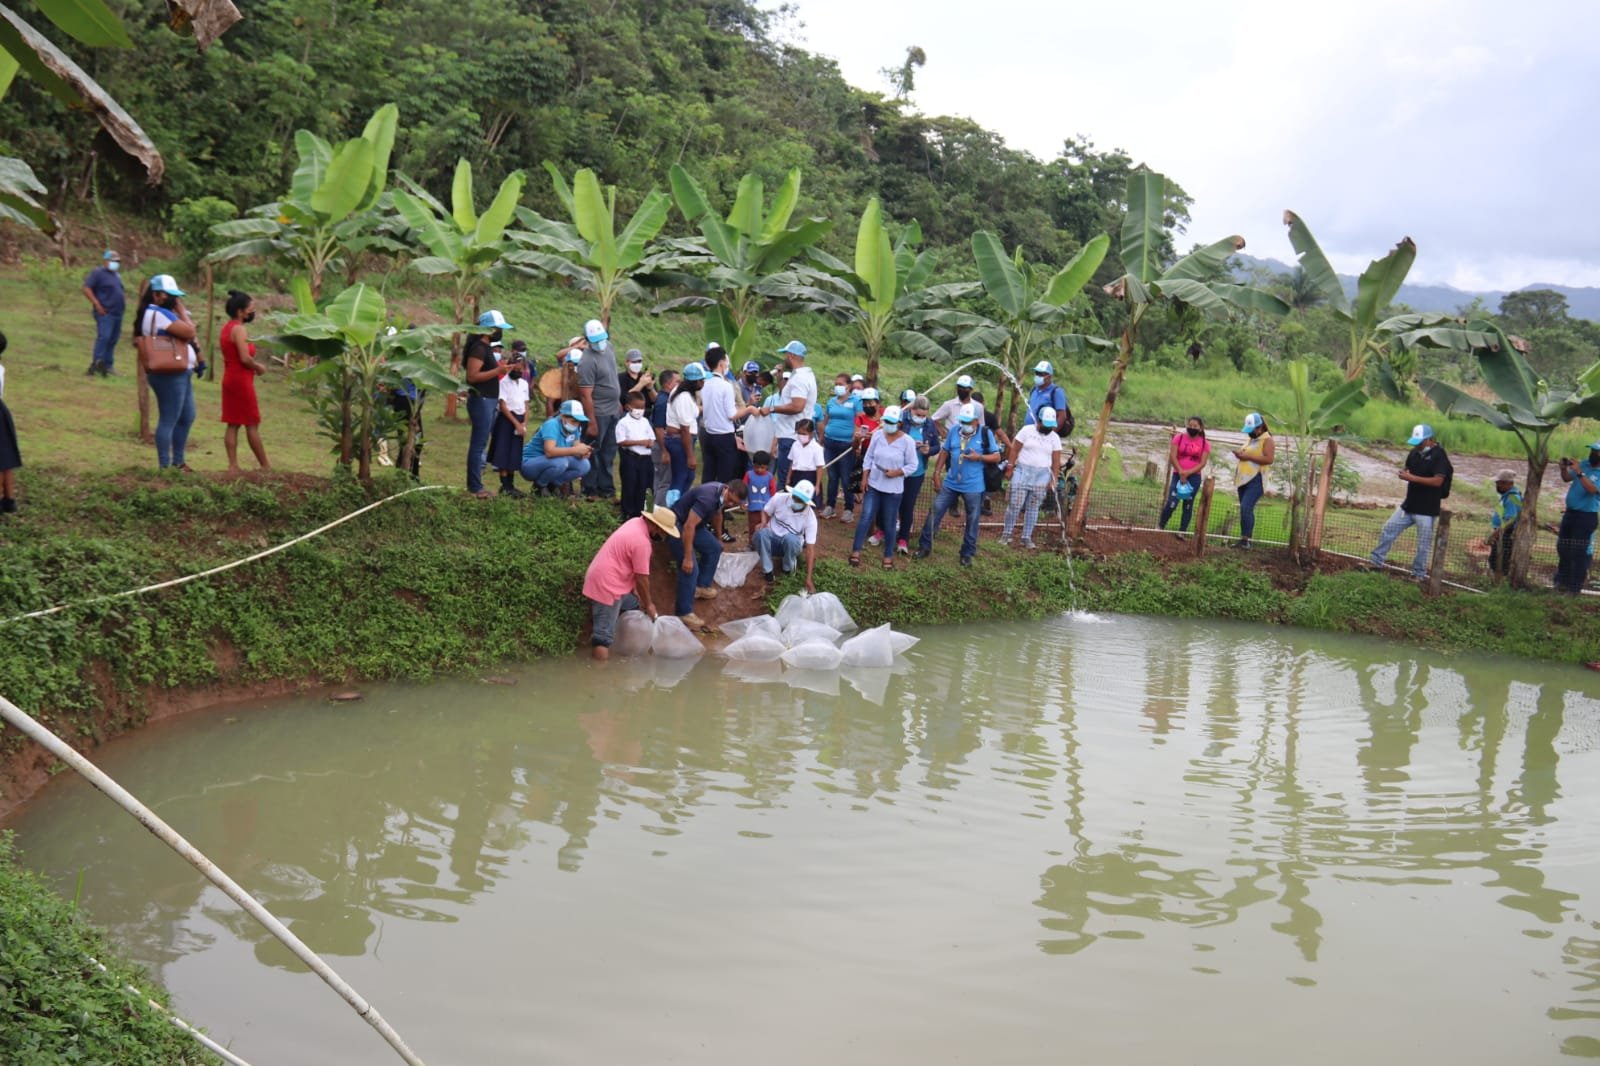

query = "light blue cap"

[1242,412,1264,433]
[791,479,815,506]
[683,361,708,382]
[149,273,185,297]
[558,399,589,423]
[478,310,514,330]
[1406,423,1435,446]
[776,340,807,358]
[958,403,978,424]
[1039,408,1058,428]
[1033,360,1053,375]
[102,249,119,261]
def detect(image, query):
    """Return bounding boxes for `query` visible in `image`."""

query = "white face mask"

[798,434,812,444]
[627,363,643,374]
[960,424,977,438]
[628,408,645,419]
[791,501,806,513]
[561,419,579,435]
[107,261,121,273]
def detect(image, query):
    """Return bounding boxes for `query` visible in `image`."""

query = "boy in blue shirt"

[914,404,1001,567]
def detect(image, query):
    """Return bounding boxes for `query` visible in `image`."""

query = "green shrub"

[0,832,221,1064]
[167,197,238,269]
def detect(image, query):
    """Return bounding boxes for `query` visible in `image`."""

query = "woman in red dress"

[220,289,270,474]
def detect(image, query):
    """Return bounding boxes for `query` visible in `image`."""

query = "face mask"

[244,312,256,324]
[960,424,977,438]
[798,434,812,444]
[1034,374,1046,387]
[587,332,607,347]
[791,501,806,513]
[489,329,503,343]
[911,414,926,425]
[628,408,645,419]
[1187,427,1200,437]
[107,261,121,273]
[561,419,579,435]
[834,385,847,397]
[627,363,643,374]
[509,370,523,381]
[863,404,877,415]
[957,389,971,400]
[884,424,899,435]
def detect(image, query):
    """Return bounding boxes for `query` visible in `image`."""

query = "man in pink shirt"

[583,506,679,660]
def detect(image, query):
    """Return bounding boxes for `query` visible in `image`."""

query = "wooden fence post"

[1307,440,1338,556]
[1193,477,1215,558]
[1427,510,1451,596]
[203,261,216,381]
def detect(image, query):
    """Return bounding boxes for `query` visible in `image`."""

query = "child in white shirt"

[490,355,531,496]
[787,418,824,488]
[615,391,657,518]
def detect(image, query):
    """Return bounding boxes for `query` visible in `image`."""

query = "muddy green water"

[11,614,1600,1064]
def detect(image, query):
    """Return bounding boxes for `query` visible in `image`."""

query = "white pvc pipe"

[88,955,256,1066]
[0,695,428,1066]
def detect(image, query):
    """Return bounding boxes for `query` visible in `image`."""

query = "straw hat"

[642,506,681,538]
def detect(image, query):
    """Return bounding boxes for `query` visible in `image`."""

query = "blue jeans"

[521,454,591,488]
[147,371,195,468]
[772,437,794,485]
[823,438,855,511]
[92,311,121,370]
[668,524,722,615]
[754,527,803,574]
[852,487,900,559]
[581,413,619,498]
[1236,474,1264,541]
[1160,471,1202,532]
[465,394,496,493]
[664,434,694,498]
[919,485,983,561]
[1370,506,1436,577]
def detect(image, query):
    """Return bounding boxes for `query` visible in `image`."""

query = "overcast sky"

[768,0,1600,292]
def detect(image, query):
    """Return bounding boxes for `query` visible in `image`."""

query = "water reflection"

[9,617,1600,1061]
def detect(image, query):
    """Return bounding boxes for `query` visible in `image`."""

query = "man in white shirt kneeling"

[754,478,819,593]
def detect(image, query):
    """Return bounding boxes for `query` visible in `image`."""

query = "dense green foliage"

[0,832,220,1065]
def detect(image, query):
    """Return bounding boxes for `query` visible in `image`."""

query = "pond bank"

[2,468,1597,821]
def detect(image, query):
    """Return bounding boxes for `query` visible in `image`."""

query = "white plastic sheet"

[614,610,655,658]
[838,623,896,668]
[651,615,706,659]
[714,551,760,589]
[780,639,844,670]
[782,620,842,646]
[722,635,788,662]
[719,615,784,642]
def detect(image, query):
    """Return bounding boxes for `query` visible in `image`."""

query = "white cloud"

[767,0,1600,292]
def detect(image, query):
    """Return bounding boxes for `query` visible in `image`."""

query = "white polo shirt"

[773,366,817,438]
[763,492,818,544]
[701,374,738,435]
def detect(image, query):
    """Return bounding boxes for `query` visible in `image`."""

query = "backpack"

[1439,452,1454,499]
[981,426,1003,493]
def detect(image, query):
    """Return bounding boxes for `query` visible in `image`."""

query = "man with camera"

[1554,444,1600,593]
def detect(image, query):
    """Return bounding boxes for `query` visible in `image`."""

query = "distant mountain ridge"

[1231,254,1600,322]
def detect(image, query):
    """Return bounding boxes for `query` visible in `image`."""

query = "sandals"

[881,559,894,571]
[848,554,861,568]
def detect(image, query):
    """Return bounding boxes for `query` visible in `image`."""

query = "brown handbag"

[141,332,189,375]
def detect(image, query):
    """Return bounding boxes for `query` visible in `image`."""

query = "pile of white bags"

[719,596,917,679]
[612,612,707,659]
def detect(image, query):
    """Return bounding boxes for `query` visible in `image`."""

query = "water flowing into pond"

[10,615,1600,1064]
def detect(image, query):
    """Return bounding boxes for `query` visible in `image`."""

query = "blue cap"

[1242,412,1264,433]
[776,340,807,358]
[149,274,186,297]
[558,399,589,424]
[1406,423,1435,446]
[1033,360,1053,375]
[683,361,708,382]
[742,360,761,373]
[1039,408,1058,429]
[478,310,514,330]
[102,249,119,261]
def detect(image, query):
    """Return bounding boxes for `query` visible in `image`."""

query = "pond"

[10,615,1600,1064]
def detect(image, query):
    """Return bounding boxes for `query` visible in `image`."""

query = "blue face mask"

[587,332,607,347]
[834,385,847,397]
[1033,374,1046,387]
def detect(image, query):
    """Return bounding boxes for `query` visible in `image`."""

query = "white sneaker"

[821,506,836,519]
[1021,539,1037,550]
[842,510,854,523]
[868,532,882,546]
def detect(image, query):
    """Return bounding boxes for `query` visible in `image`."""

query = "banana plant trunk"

[357,398,374,486]
[1070,327,1134,536]
[338,369,355,468]
[1509,458,1547,589]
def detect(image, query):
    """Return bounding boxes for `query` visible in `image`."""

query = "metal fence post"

[1427,510,1452,596]
[1193,477,1215,558]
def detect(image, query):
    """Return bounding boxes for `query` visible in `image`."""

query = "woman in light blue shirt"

[850,405,918,569]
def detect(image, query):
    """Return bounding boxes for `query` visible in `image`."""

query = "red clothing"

[1172,430,1210,473]
[219,319,261,426]
[583,517,653,602]
[853,413,881,453]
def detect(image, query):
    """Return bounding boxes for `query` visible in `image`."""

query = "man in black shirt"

[668,480,748,629]
[1369,423,1452,579]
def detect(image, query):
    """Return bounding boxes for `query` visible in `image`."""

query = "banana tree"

[653,165,833,363]
[1282,211,1427,388]
[1071,168,1290,535]
[508,163,671,327]
[1404,318,1600,587]
[391,160,525,418]
[208,104,402,301]
[268,283,463,483]
[1250,362,1367,561]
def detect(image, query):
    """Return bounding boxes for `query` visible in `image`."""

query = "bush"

[167,197,238,269]
[0,832,220,1064]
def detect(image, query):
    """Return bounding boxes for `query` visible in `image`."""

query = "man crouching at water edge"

[583,506,679,661]
[671,479,750,630]
[755,478,819,593]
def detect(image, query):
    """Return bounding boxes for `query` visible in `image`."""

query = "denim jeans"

[754,528,803,574]
[92,311,121,370]
[147,371,195,468]
[663,434,694,498]
[590,592,640,648]
[772,437,794,485]
[823,438,855,511]
[1370,506,1436,577]
[919,485,984,561]
[1236,474,1264,541]
[852,487,900,559]
[521,454,591,488]
[652,439,672,508]
[465,394,496,493]
[1003,465,1053,542]
[581,413,619,498]
[1160,471,1202,532]
[668,523,722,615]
[1555,509,1598,593]
[896,474,925,543]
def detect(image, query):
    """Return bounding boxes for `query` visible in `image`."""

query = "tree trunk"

[1070,327,1134,535]
[1509,459,1546,589]
[357,401,373,485]
[338,371,354,467]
